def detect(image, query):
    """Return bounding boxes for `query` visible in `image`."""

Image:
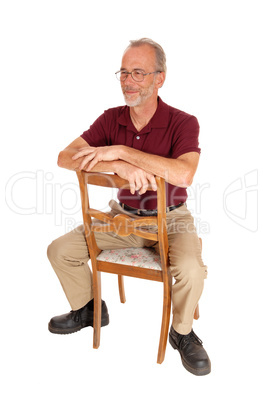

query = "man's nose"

[125,73,135,85]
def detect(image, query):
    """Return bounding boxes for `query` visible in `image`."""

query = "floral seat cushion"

[96,247,162,271]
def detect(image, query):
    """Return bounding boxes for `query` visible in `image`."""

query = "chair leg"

[157,280,171,364]
[93,270,101,349]
[118,275,126,303]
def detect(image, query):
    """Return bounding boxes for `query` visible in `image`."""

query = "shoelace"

[71,306,86,324]
[179,330,203,350]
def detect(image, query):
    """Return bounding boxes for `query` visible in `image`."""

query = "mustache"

[123,86,139,91]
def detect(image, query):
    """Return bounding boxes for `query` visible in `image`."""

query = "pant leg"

[47,225,93,311]
[47,202,155,311]
[47,201,206,328]
[166,205,208,335]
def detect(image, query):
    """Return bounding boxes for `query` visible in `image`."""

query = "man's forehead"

[121,45,156,69]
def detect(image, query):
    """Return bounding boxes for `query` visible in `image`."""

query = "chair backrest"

[77,171,172,363]
[77,171,169,272]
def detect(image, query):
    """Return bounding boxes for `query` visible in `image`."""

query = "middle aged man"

[47,38,211,376]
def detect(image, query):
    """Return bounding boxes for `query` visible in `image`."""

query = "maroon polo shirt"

[81,97,200,209]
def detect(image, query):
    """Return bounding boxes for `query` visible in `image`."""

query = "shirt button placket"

[133,134,142,150]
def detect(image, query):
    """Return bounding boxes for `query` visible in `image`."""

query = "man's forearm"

[85,160,123,174]
[57,147,82,171]
[69,143,199,188]
[57,146,116,173]
[118,146,195,187]
[58,147,125,174]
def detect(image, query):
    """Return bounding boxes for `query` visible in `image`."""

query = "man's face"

[120,45,161,107]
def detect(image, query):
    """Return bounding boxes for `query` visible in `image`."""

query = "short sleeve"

[171,115,201,159]
[81,112,108,147]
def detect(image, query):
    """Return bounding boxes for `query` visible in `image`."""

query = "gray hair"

[126,38,167,75]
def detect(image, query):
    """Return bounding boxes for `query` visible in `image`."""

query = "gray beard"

[123,80,155,107]
[124,95,143,107]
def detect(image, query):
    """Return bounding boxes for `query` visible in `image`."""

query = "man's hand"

[72,145,122,171]
[114,161,157,195]
[72,145,156,194]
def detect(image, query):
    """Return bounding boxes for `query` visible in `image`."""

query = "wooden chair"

[77,171,199,364]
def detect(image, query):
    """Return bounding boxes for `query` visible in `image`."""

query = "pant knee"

[47,241,55,263]
[170,256,207,283]
[47,238,63,264]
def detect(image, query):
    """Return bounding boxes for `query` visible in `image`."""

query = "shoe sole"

[169,334,211,376]
[48,315,110,335]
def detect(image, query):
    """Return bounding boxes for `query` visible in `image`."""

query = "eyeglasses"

[115,69,161,82]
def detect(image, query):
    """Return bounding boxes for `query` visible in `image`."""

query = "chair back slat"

[81,171,157,191]
[82,172,130,188]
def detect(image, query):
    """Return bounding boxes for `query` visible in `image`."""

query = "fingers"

[84,156,99,172]
[79,154,99,171]
[129,181,136,195]
[73,145,118,171]
[78,153,96,170]
[147,174,157,192]
[138,175,156,194]
[72,147,95,160]
[128,171,157,195]
[72,147,98,171]
[128,175,142,195]
[138,178,149,195]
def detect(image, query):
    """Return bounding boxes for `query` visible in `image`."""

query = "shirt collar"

[117,97,170,132]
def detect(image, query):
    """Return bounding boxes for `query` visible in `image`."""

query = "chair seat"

[96,247,162,270]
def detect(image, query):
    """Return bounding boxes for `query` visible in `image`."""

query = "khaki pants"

[47,201,207,335]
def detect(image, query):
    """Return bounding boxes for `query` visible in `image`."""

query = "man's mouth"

[124,87,139,93]
[124,88,140,97]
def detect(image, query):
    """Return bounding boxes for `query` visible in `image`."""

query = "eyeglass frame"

[115,69,162,82]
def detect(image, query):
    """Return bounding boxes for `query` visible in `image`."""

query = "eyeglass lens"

[117,70,144,82]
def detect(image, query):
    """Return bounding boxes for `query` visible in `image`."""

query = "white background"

[1,0,262,400]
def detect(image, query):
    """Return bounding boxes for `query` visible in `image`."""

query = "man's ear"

[156,71,166,88]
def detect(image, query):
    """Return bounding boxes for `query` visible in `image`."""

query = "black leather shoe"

[48,299,109,334]
[169,326,211,376]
